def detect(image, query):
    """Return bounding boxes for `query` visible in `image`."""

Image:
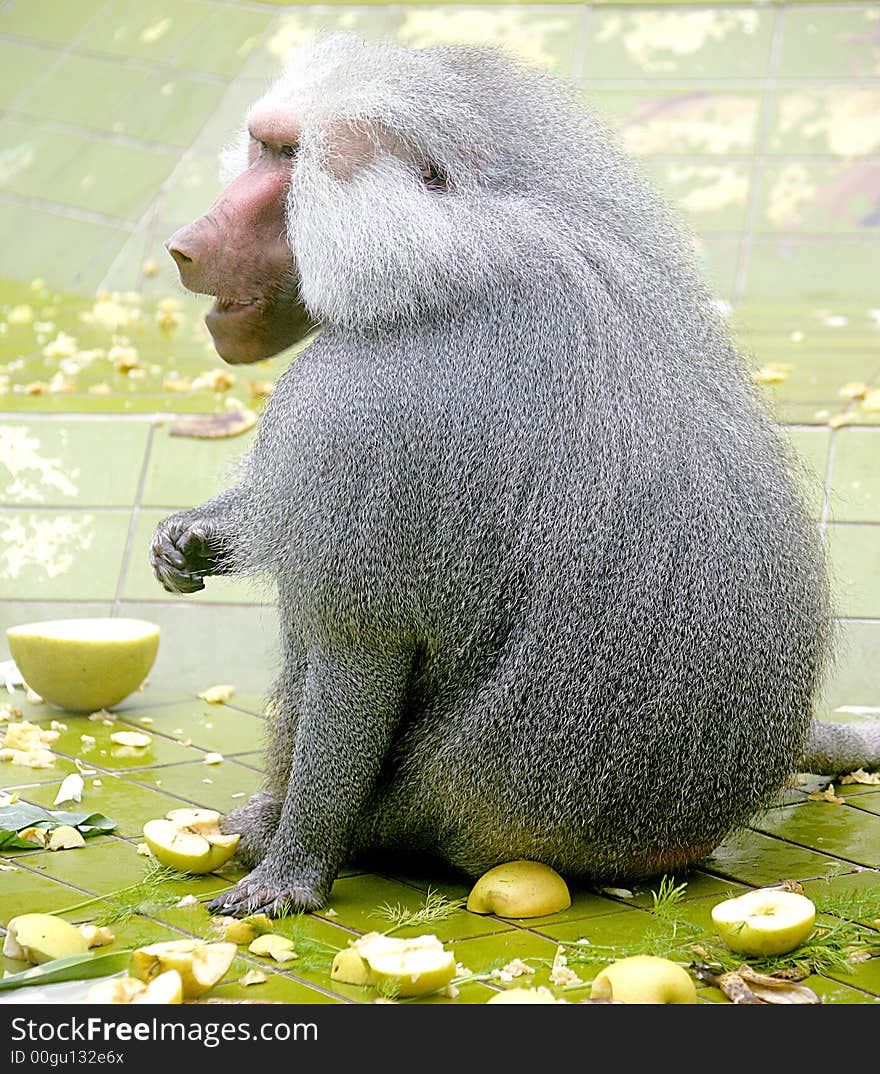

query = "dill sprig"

[50,860,217,925]
[558,873,879,980]
[372,887,465,934]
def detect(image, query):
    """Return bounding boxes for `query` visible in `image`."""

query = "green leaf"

[0,803,116,849]
[0,951,131,992]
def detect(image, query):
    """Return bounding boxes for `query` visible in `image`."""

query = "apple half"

[590,956,698,1004]
[466,860,571,918]
[142,808,239,874]
[330,932,455,997]
[711,889,816,957]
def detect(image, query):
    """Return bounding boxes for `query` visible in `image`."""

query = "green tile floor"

[1,0,879,1005]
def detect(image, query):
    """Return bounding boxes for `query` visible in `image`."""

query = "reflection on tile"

[702,826,858,886]
[392,6,583,75]
[767,88,880,157]
[754,801,880,868]
[778,6,880,80]
[585,8,773,79]
[581,87,762,156]
[0,509,130,601]
[757,161,880,234]
[0,41,56,109]
[0,420,149,507]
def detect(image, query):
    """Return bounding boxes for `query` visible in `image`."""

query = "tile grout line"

[111,421,158,615]
[732,2,785,306]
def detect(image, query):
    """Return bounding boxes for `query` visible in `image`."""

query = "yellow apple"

[2,914,89,964]
[6,618,160,712]
[367,945,457,998]
[466,861,571,918]
[131,940,236,999]
[248,935,297,962]
[142,811,240,875]
[711,889,816,957]
[590,956,698,1004]
[88,970,183,1005]
[330,946,375,986]
[486,988,568,1004]
[132,969,184,1004]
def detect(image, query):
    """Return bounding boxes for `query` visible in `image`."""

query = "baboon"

[152,33,879,916]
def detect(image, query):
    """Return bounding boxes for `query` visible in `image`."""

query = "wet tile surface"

[0,0,879,1008]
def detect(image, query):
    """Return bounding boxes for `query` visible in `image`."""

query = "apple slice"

[131,969,184,1004]
[711,889,816,957]
[248,935,297,962]
[487,988,567,1004]
[164,808,223,834]
[142,819,215,873]
[466,861,571,918]
[3,914,89,964]
[330,946,375,986]
[367,945,456,998]
[131,940,236,999]
[590,956,697,1004]
[88,977,149,1004]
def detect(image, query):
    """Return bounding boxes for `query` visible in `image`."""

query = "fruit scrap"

[109,731,152,748]
[330,933,456,997]
[79,924,115,949]
[89,970,183,1005]
[198,684,236,704]
[248,935,297,963]
[131,940,236,999]
[0,721,59,768]
[47,825,86,851]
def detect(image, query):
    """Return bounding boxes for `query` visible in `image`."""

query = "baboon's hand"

[150,515,220,594]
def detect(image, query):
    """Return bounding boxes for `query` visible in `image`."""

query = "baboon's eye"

[279,144,299,159]
[420,162,448,193]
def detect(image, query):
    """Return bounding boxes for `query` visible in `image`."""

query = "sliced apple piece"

[590,956,697,1004]
[132,969,184,1004]
[3,914,89,964]
[711,889,816,957]
[330,946,374,986]
[367,945,456,998]
[142,819,214,873]
[466,860,571,918]
[248,934,297,962]
[87,977,148,1004]
[131,940,236,999]
[48,825,86,851]
[164,808,222,833]
[487,987,567,1004]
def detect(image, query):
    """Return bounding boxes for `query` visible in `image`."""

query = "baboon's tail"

[801,716,880,775]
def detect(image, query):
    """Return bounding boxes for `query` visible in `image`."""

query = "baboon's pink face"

[165,111,314,364]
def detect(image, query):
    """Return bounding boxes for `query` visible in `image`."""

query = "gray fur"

[151,34,874,915]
